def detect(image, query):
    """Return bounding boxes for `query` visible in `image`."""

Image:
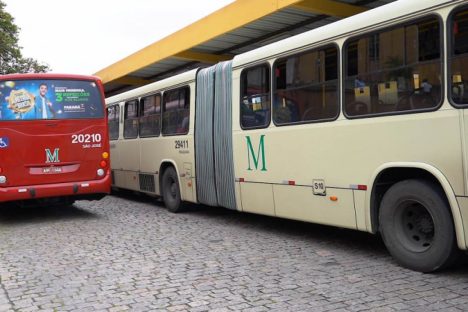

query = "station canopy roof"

[95,0,395,96]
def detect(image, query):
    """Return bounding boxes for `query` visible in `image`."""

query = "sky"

[3,0,234,75]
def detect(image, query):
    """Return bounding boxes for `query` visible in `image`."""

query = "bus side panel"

[140,137,161,196]
[240,182,275,216]
[233,126,358,229]
[274,185,356,229]
[118,139,140,191]
[109,141,120,186]
[232,106,463,230]
[140,136,196,201]
[353,190,367,231]
[456,197,468,247]
[233,129,275,216]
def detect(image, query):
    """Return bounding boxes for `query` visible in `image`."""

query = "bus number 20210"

[72,133,102,144]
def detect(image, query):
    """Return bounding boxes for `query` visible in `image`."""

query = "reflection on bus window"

[273,46,339,125]
[162,87,190,135]
[240,65,270,129]
[450,8,468,105]
[344,17,441,117]
[139,94,161,137]
[107,105,120,140]
[124,100,138,139]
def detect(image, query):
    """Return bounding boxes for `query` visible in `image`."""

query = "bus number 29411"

[175,140,189,149]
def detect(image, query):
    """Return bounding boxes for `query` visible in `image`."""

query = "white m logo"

[45,148,60,163]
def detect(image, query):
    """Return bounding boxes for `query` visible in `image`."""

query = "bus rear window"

[0,79,104,120]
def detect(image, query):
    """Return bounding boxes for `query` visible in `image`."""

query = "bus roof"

[106,68,199,105]
[0,73,101,82]
[232,0,454,68]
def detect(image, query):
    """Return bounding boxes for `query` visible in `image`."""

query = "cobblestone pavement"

[0,193,467,312]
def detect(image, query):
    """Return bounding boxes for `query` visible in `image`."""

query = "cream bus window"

[162,87,190,135]
[107,105,120,140]
[345,17,441,117]
[240,64,270,129]
[273,45,339,125]
[139,94,161,137]
[124,100,138,139]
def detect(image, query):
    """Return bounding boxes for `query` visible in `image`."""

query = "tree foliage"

[0,1,50,74]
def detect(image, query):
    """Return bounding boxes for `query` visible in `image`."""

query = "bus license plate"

[43,167,62,174]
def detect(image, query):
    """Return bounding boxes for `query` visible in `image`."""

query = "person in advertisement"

[34,83,56,119]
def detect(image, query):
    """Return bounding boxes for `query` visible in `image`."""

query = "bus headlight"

[0,176,6,184]
[97,169,105,177]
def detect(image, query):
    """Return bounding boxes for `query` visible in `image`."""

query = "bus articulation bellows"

[0,73,111,206]
[106,0,468,272]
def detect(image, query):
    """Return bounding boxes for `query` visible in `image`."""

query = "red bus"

[0,73,110,206]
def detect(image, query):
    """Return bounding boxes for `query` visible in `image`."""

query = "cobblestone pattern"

[0,194,467,312]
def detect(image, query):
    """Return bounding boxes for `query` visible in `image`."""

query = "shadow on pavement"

[0,203,98,225]
[180,203,468,274]
[110,190,468,274]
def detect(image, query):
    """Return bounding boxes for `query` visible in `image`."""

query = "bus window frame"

[107,103,120,141]
[272,43,340,127]
[342,13,445,120]
[447,4,468,108]
[123,98,139,139]
[239,62,272,130]
[139,92,162,138]
[161,85,190,137]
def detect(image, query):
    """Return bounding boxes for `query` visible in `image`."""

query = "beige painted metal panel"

[240,183,275,216]
[183,163,195,202]
[232,106,464,233]
[109,141,120,176]
[112,170,125,189]
[456,197,468,249]
[122,171,139,191]
[353,190,367,231]
[119,140,140,172]
[274,185,356,229]
[235,181,243,211]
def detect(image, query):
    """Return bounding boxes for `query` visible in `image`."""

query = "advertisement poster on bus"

[0,80,104,120]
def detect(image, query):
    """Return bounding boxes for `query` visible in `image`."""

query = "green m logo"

[246,135,267,171]
[45,148,60,163]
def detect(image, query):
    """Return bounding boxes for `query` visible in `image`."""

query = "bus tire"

[162,167,184,213]
[379,179,458,272]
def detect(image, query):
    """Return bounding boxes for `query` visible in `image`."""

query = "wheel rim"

[165,176,177,200]
[169,179,177,198]
[395,200,435,253]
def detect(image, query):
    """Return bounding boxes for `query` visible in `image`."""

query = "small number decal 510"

[72,133,102,144]
[313,179,326,196]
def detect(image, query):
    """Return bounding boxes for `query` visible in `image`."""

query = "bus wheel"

[379,179,458,272]
[162,167,183,213]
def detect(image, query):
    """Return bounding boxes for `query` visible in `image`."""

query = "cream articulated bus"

[107,0,468,272]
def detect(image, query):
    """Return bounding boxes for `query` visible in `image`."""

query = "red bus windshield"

[0,79,104,120]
